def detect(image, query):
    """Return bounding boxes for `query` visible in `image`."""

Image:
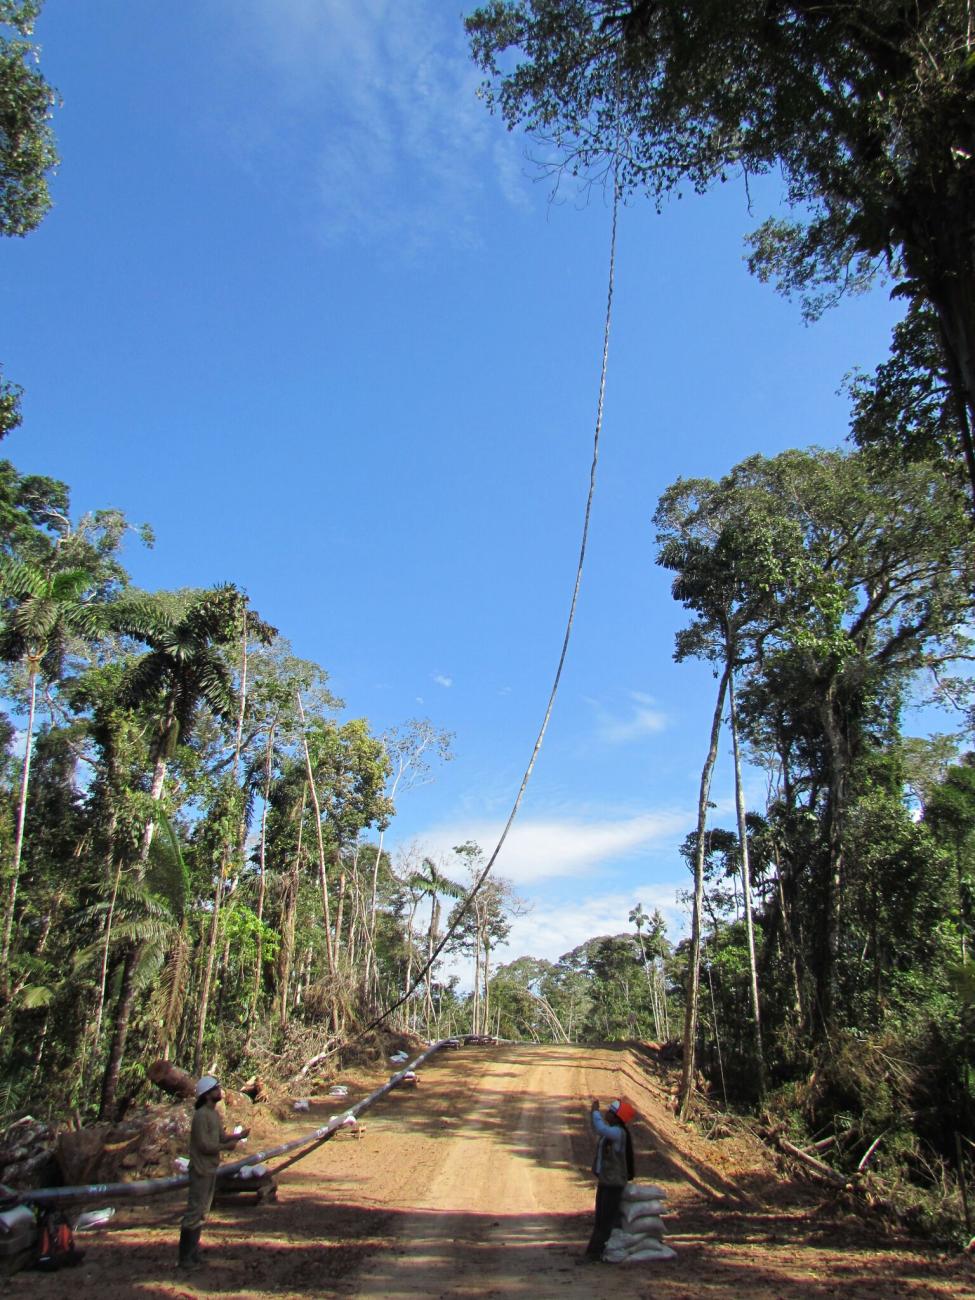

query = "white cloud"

[404,809,689,885]
[432,673,453,688]
[213,0,530,248]
[589,691,668,744]
[437,884,689,988]
[500,886,689,966]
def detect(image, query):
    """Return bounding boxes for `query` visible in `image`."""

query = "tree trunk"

[147,1058,195,1100]
[678,665,729,1121]
[89,850,123,1085]
[728,667,765,1100]
[98,736,170,1114]
[818,685,850,1039]
[99,944,139,1120]
[195,622,249,1071]
[775,853,805,1028]
[278,786,305,1029]
[472,939,481,1035]
[296,690,335,975]
[0,666,38,999]
[246,726,275,1046]
[428,899,441,1029]
[366,834,387,992]
[193,840,229,1075]
[334,867,347,963]
[403,897,419,1026]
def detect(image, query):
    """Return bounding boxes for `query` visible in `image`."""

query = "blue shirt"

[590,1107,625,1178]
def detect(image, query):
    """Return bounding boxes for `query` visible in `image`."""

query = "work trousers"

[181,1169,217,1231]
[585,1182,625,1258]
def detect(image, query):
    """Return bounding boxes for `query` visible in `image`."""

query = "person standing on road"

[583,1097,635,1261]
[178,1075,249,1271]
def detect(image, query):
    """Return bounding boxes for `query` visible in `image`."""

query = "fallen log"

[806,1135,837,1153]
[778,1138,850,1187]
[147,1060,195,1101]
[295,1041,339,1079]
[857,1135,884,1173]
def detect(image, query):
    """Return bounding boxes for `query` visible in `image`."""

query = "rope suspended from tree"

[365,150,625,1036]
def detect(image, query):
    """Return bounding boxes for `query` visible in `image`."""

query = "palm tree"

[98,585,245,1117]
[408,857,464,1034]
[0,559,102,1000]
[116,585,245,858]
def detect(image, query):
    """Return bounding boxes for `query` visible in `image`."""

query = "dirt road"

[11,1043,974,1298]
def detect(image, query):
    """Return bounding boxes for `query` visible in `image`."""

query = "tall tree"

[677,449,974,1037]
[409,857,464,1033]
[655,479,796,1105]
[467,1,975,501]
[0,560,102,1000]
[98,585,245,1117]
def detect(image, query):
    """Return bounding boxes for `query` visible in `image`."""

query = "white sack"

[623,1214,666,1237]
[606,1228,648,1252]
[629,1243,677,1262]
[623,1182,668,1202]
[621,1198,667,1225]
[604,1238,675,1264]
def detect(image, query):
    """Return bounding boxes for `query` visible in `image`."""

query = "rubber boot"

[178,1227,203,1270]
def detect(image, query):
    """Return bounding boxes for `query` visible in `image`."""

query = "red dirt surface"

[9,1043,974,1298]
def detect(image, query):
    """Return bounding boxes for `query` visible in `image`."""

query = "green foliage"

[467,2,975,494]
[0,0,58,237]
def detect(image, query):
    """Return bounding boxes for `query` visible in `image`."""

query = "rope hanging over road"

[367,149,625,1035]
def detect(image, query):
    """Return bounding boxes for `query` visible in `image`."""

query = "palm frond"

[18,983,55,1010]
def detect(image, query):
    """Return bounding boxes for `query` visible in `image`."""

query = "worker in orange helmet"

[583,1097,635,1261]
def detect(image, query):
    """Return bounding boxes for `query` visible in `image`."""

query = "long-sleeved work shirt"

[188,1104,229,1176]
[590,1107,628,1186]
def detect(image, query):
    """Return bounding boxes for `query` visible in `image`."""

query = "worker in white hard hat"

[177,1075,250,1271]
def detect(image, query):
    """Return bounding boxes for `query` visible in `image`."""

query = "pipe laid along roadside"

[13,1040,447,1210]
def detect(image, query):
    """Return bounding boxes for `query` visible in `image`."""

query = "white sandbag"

[606,1228,648,1252]
[623,1214,666,1237]
[621,1198,667,1225]
[623,1182,668,1202]
[605,1237,674,1264]
[609,1229,667,1257]
[628,1242,677,1262]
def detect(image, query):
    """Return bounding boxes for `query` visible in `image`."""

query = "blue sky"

[2,1,909,974]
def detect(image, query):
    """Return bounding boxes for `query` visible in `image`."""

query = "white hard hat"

[195,1074,219,1098]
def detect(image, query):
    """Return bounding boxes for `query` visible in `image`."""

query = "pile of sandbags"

[604,1181,676,1263]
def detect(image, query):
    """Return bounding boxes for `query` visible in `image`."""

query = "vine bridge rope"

[366,154,624,1036]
